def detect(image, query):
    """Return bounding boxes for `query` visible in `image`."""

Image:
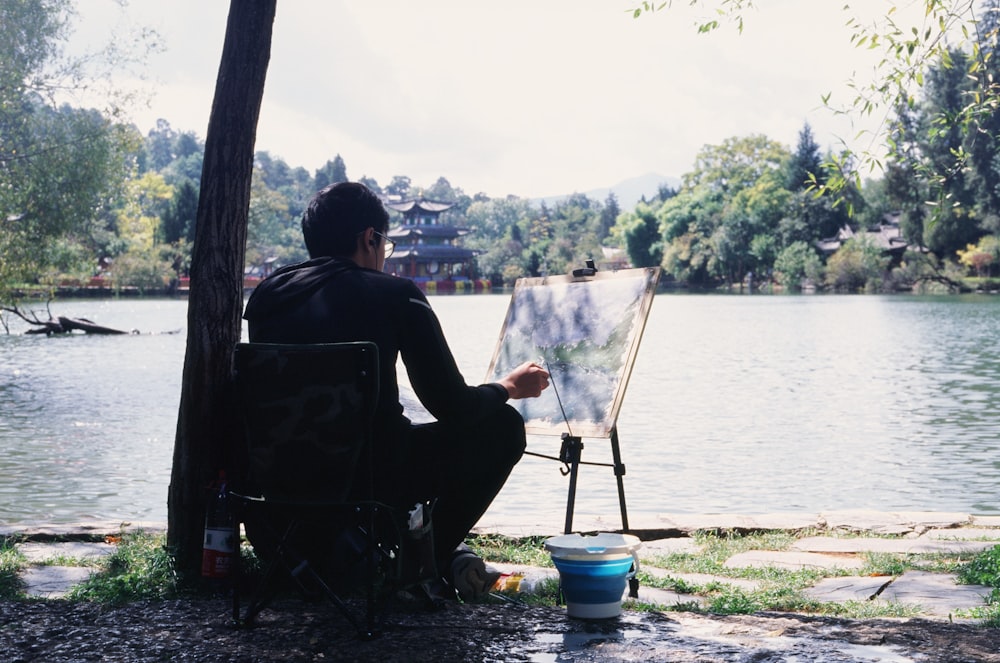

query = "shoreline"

[5,509,1000,543]
[9,277,1000,302]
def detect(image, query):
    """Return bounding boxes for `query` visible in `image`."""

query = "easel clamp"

[558,433,583,476]
[571,259,598,278]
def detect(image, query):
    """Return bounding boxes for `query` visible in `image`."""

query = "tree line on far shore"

[5,1,1000,306]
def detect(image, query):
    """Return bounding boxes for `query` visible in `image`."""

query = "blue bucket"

[545,533,641,619]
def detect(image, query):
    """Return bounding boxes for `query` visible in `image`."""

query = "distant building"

[383,198,489,293]
[597,246,630,271]
[816,212,915,265]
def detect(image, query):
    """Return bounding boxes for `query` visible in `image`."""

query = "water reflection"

[0,300,184,524]
[2,294,1000,525]
[477,294,1000,523]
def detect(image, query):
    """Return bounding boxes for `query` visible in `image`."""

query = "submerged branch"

[1,304,131,335]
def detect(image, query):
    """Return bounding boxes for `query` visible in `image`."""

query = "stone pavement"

[5,510,1000,619]
[1,520,159,600]
[481,509,1000,619]
[16,541,116,599]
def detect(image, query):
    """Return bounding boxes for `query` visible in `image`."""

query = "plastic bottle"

[201,471,235,580]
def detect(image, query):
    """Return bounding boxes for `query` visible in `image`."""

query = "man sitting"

[242,181,549,601]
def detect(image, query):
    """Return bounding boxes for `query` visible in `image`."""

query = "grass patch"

[0,541,25,599]
[860,552,910,577]
[35,554,93,568]
[67,531,181,603]
[696,529,798,552]
[823,599,923,619]
[644,530,796,576]
[955,544,1000,628]
[958,545,1000,587]
[958,606,1000,627]
[860,550,973,577]
[467,534,552,568]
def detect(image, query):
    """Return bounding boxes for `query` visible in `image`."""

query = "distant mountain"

[533,172,681,210]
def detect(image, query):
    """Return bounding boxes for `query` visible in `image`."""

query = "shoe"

[449,544,502,603]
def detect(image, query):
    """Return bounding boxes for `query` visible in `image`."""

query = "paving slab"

[792,536,996,555]
[473,520,563,537]
[890,512,976,528]
[17,541,116,563]
[820,510,971,534]
[21,565,97,598]
[475,512,639,537]
[641,567,762,592]
[643,513,822,533]
[972,515,1000,528]
[922,528,1000,541]
[0,521,165,541]
[804,572,995,617]
[804,576,895,603]
[636,537,701,558]
[630,585,709,609]
[877,571,993,616]
[724,550,866,571]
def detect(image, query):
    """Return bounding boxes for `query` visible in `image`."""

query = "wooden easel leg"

[560,434,583,534]
[609,426,638,598]
[610,427,629,532]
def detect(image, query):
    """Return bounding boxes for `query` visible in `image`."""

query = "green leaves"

[0,0,145,302]
[958,544,1000,588]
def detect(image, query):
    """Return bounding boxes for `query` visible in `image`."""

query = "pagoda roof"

[388,226,470,240]
[388,245,476,262]
[816,222,910,255]
[385,198,455,214]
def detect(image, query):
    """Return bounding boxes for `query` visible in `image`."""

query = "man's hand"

[498,361,550,399]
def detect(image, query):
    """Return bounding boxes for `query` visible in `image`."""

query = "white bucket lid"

[544,532,641,557]
[566,600,623,619]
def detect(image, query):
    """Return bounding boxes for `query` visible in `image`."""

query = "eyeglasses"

[357,229,396,260]
[373,231,395,260]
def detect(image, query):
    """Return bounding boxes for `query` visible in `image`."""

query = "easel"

[557,261,630,535]
[489,262,659,599]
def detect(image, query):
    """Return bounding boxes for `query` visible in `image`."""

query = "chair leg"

[245,520,382,638]
[232,505,411,640]
[238,549,286,627]
[233,520,301,628]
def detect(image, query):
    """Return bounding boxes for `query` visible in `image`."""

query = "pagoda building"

[383,198,488,293]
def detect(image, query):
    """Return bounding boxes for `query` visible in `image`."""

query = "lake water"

[2,293,999,527]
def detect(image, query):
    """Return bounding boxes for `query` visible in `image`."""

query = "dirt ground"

[3,596,1000,662]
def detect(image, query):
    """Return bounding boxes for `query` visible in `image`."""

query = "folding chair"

[229,341,433,640]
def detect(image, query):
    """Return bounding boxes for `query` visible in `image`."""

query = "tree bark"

[167,0,277,581]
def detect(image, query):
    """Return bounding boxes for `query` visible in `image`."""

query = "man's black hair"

[302,181,390,258]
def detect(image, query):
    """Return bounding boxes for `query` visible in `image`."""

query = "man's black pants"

[396,404,526,571]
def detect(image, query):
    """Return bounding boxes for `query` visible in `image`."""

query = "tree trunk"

[167,0,277,581]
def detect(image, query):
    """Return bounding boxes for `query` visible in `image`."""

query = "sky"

[64,0,926,200]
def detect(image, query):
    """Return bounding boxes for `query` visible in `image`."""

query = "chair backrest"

[233,342,380,502]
